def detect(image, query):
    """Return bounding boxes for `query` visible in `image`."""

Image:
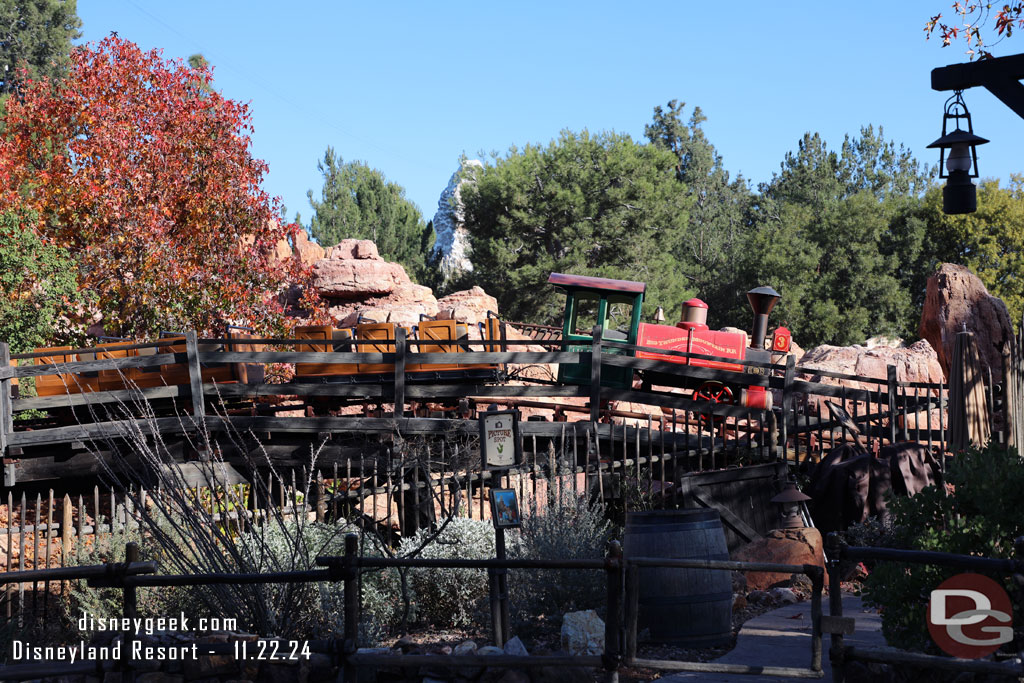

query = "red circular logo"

[927,573,1013,659]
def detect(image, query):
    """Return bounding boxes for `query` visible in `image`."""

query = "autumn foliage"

[0,36,307,339]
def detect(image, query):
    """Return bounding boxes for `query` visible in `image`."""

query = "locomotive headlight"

[927,90,988,215]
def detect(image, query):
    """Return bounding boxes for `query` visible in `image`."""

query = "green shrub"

[509,484,613,627]
[398,517,495,629]
[860,441,1024,652]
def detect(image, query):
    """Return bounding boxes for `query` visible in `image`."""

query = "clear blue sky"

[78,1,1022,228]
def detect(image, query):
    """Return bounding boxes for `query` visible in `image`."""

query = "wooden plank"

[185,331,207,429]
[10,352,185,379]
[7,416,187,447]
[678,476,762,545]
[208,383,588,400]
[394,327,406,418]
[13,384,186,411]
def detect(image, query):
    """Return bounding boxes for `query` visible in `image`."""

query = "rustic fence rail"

[824,533,1024,681]
[0,535,828,681]
[0,329,954,472]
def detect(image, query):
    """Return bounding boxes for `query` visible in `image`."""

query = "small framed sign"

[479,410,522,470]
[489,488,522,528]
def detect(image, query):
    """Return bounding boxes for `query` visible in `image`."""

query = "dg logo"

[927,573,1013,658]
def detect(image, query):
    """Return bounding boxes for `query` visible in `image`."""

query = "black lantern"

[927,91,989,215]
[770,481,811,529]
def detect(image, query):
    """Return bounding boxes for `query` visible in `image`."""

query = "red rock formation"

[732,527,827,591]
[919,263,1013,380]
[798,341,945,432]
[436,286,499,324]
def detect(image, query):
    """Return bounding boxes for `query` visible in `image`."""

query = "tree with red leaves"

[926,2,1024,60]
[0,36,307,339]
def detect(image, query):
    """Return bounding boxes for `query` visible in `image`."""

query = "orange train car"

[293,316,506,384]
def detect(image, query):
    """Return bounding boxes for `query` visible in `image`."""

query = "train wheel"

[692,381,733,428]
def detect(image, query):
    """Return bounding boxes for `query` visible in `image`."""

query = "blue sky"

[78,2,1023,228]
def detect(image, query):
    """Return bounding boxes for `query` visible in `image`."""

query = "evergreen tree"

[645,100,753,327]
[457,129,690,324]
[307,147,433,282]
[745,128,932,347]
[0,0,82,101]
[918,176,1024,324]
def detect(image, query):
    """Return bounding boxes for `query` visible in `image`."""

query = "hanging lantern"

[927,91,989,215]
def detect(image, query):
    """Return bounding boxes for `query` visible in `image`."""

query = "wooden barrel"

[624,509,732,646]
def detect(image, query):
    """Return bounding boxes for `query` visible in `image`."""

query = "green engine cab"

[547,272,645,390]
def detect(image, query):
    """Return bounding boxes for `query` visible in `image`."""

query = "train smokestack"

[746,286,780,350]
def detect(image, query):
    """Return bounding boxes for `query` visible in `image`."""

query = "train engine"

[548,273,791,414]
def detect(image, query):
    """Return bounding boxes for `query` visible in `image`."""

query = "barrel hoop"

[630,552,730,562]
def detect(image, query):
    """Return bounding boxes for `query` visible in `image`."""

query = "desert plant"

[397,516,496,629]
[509,481,613,628]
[860,441,1024,652]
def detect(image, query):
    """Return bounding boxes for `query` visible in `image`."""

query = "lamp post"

[771,481,811,530]
[927,90,989,215]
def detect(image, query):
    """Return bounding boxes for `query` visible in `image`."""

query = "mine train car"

[291,315,505,384]
[20,273,786,411]
[21,317,507,398]
[548,272,791,412]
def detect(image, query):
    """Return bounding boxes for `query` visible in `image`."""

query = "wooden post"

[123,542,139,683]
[625,563,639,664]
[781,355,796,463]
[0,343,11,457]
[604,540,623,677]
[590,325,603,424]
[394,326,406,418]
[887,364,898,445]
[61,494,73,558]
[184,331,208,458]
[342,533,359,683]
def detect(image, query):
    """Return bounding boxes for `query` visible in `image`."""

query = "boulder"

[436,286,499,323]
[502,636,528,656]
[328,284,439,328]
[327,238,381,261]
[560,609,605,656]
[797,341,945,431]
[312,258,410,299]
[919,263,1014,380]
[732,527,826,592]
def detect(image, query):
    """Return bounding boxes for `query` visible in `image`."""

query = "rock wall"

[919,263,1013,380]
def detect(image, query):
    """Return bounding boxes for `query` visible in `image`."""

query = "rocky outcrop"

[732,527,826,591]
[436,286,498,323]
[919,263,1013,380]
[312,239,412,299]
[797,341,946,431]
[431,160,481,283]
[304,238,439,327]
